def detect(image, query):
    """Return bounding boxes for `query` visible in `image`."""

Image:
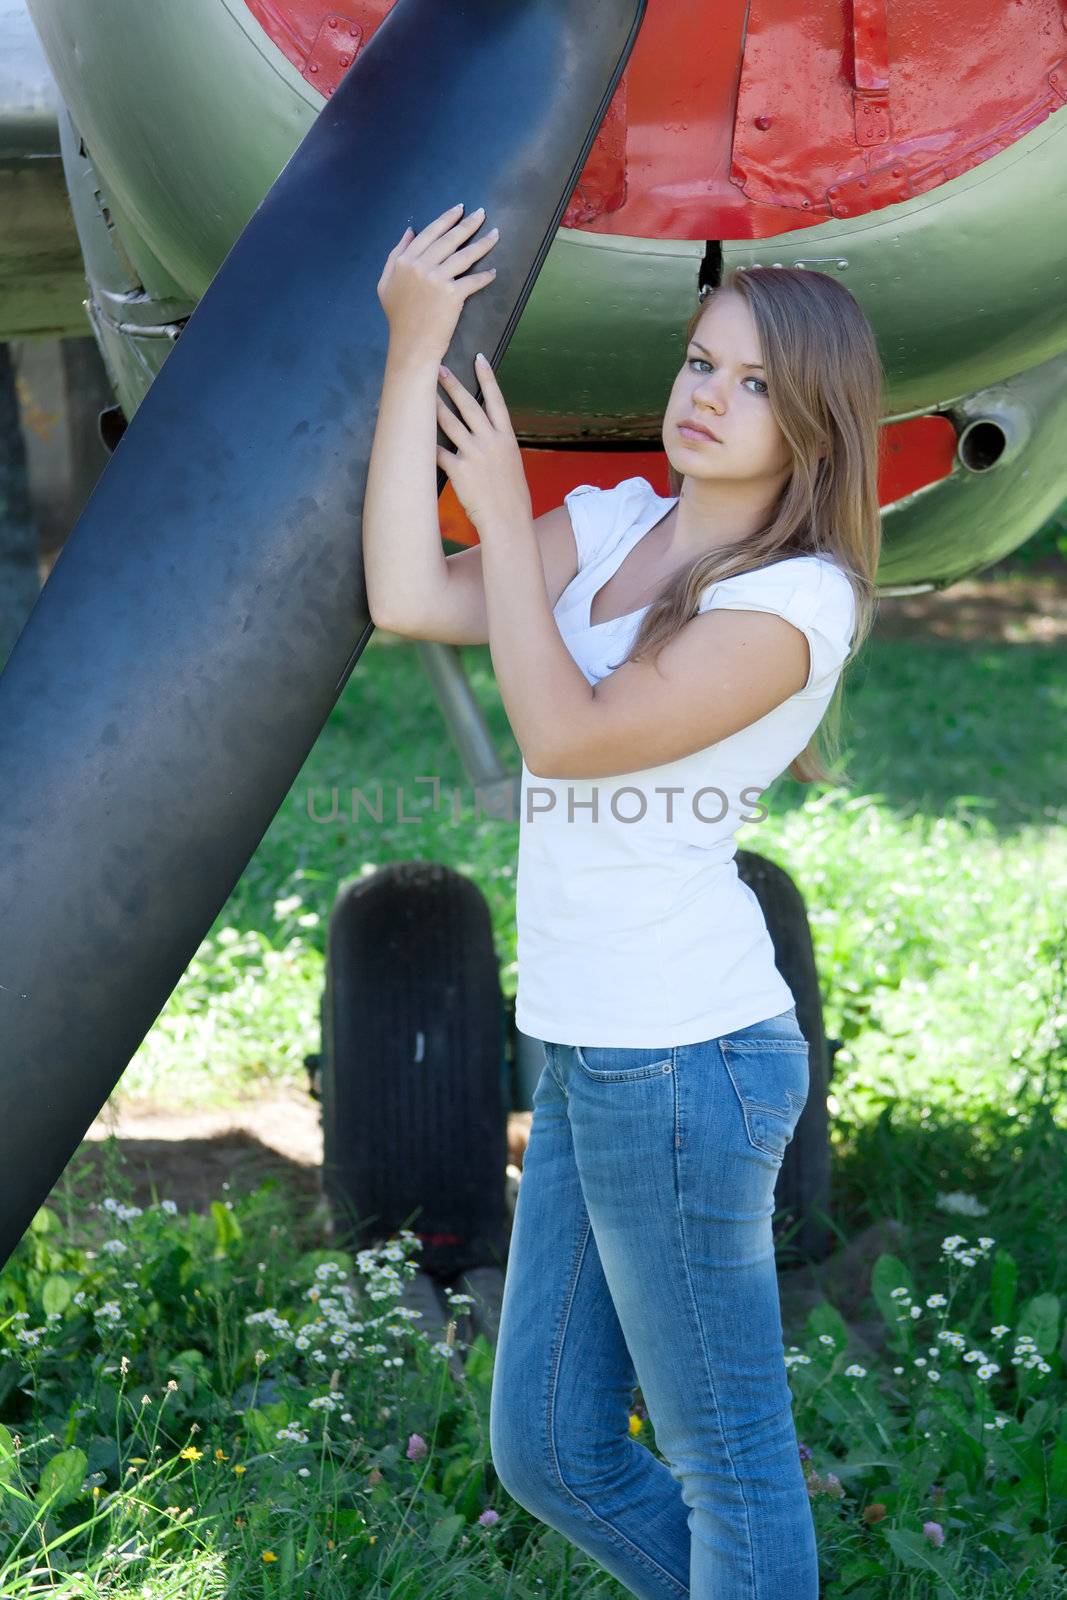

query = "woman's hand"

[435,354,532,534]
[377,202,499,363]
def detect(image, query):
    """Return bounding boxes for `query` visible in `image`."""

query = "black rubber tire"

[735,849,834,1264]
[320,860,509,1281]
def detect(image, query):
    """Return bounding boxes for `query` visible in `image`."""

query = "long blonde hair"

[611,266,884,786]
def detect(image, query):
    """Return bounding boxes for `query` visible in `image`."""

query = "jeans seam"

[546,1214,689,1598]
[673,1131,759,1598]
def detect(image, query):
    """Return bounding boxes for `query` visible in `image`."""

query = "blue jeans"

[489,1006,818,1599]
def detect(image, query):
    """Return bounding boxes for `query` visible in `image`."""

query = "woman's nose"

[692,372,727,407]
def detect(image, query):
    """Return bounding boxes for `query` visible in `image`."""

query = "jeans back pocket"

[719,1034,809,1162]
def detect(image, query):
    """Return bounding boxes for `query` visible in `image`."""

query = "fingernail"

[476,352,487,364]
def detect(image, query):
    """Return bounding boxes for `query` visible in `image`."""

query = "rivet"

[754,114,771,130]
[310,63,319,72]
[662,1062,671,1073]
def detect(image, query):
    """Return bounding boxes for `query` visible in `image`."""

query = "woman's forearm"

[362,344,447,629]
[478,515,595,776]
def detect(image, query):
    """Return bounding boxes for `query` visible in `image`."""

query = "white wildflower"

[936,1192,989,1217]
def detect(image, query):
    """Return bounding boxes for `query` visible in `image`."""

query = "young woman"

[365,203,883,1599]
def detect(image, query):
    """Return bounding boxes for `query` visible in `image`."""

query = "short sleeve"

[697,558,856,696]
[563,476,654,572]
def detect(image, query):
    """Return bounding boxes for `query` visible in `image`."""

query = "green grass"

[2,601,1065,1596]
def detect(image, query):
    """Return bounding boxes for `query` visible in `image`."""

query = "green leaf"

[1019,1399,1051,1437]
[463,1333,495,1389]
[870,1253,913,1331]
[990,1248,1018,1324]
[441,1456,471,1500]
[29,1206,58,1235]
[36,1447,88,1510]
[331,1508,367,1540]
[837,1554,888,1588]
[243,1406,278,1452]
[1050,1416,1067,1503]
[210,1200,243,1255]
[458,1466,488,1523]
[941,1414,985,1490]
[884,1528,959,1593]
[426,1511,465,1558]
[804,1300,850,1352]
[0,1421,16,1484]
[41,1275,73,1318]
[1017,1293,1060,1359]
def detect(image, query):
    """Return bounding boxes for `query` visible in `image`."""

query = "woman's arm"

[362,203,498,631]
[362,343,446,631]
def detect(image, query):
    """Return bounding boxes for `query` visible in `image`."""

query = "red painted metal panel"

[244,0,1067,239]
[731,0,1067,225]
[439,415,959,547]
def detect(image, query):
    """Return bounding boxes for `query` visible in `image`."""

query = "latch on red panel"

[851,0,891,146]
[302,13,363,97]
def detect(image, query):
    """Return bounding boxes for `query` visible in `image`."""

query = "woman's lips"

[678,423,721,444]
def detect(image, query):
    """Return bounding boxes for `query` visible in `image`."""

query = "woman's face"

[662,290,793,490]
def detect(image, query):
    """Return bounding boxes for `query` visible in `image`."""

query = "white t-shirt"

[514,475,857,1048]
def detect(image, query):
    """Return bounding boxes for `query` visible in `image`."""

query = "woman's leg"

[559,1009,819,1600]
[490,1047,692,1599]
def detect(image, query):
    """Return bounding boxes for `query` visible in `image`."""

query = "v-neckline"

[586,497,680,629]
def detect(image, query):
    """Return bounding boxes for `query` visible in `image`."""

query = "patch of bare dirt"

[76,1088,325,1215]
[870,571,1067,643]
[74,1088,534,1221]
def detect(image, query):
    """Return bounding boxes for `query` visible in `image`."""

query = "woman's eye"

[686,357,767,395]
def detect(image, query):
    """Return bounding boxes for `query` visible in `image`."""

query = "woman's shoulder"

[720,551,853,601]
[699,550,856,634]
[563,476,667,568]
[563,474,665,514]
